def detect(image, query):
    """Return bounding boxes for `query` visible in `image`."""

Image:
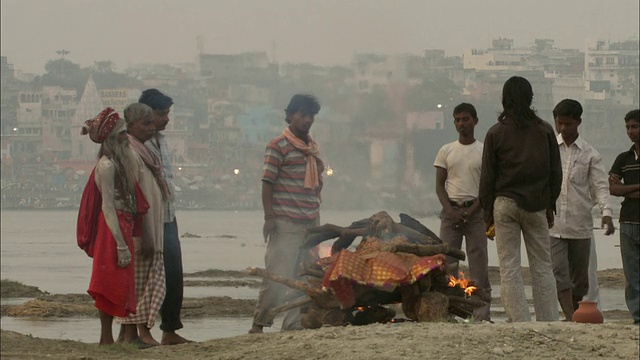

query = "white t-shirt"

[433,140,484,201]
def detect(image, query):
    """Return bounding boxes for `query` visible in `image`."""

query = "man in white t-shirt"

[434,102,491,321]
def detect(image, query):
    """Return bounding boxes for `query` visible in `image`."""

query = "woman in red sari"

[77,108,148,345]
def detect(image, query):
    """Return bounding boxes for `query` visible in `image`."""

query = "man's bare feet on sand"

[117,324,138,344]
[138,325,161,346]
[161,331,194,345]
[248,324,263,334]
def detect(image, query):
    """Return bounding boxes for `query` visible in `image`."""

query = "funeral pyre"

[247,211,488,328]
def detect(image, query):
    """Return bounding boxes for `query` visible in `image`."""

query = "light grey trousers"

[583,232,603,312]
[253,217,318,330]
[493,196,559,322]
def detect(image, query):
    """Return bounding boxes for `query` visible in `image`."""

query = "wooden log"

[447,295,487,308]
[415,291,449,322]
[269,297,314,318]
[301,224,368,249]
[247,267,323,297]
[448,304,474,319]
[399,213,442,243]
[301,307,348,329]
[381,243,466,261]
[399,284,421,321]
[298,267,324,278]
[391,223,441,245]
[301,211,443,250]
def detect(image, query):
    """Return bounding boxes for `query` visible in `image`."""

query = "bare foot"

[99,338,115,346]
[248,324,263,334]
[138,325,161,346]
[161,331,194,345]
[118,324,139,344]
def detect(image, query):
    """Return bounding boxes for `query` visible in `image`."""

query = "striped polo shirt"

[262,134,323,221]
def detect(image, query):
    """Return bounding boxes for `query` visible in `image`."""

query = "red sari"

[78,169,149,317]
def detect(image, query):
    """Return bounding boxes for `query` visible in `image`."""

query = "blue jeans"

[620,222,640,324]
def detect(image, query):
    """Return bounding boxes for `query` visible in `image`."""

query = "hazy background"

[2,0,639,74]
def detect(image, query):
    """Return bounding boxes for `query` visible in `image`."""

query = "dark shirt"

[479,117,562,223]
[609,145,640,224]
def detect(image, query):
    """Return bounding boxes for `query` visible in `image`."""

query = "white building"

[584,39,639,106]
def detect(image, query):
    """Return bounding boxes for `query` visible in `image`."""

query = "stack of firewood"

[248,211,488,328]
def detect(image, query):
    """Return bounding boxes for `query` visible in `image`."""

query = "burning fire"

[316,243,332,258]
[448,271,477,297]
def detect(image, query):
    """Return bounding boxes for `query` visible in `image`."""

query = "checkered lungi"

[117,251,166,328]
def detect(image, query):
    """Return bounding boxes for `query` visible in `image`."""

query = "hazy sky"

[1,0,639,74]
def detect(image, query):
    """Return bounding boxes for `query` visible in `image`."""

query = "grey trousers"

[550,236,590,297]
[253,217,319,330]
[494,196,559,322]
[583,232,602,312]
[439,208,492,318]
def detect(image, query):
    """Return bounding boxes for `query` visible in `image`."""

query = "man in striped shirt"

[249,94,324,334]
[609,109,640,324]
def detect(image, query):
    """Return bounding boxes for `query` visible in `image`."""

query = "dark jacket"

[479,116,562,223]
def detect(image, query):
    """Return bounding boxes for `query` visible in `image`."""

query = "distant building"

[98,88,140,113]
[352,53,414,93]
[197,51,278,85]
[15,90,43,157]
[40,85,78,162]
[1,56,19,135]
[584,38,639,106]
[70,76,102,162]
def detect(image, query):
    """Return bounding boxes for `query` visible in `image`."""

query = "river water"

[0,209,627,343]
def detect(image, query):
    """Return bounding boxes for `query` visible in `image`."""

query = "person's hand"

[546,208,555,229]
[485,223,495,240]
[484,213,494,233]
[609,175,622,185]
[263,219,277,243]
[602,215,615,235]
[117,247,132,268]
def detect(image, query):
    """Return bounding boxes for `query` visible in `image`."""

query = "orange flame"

[448,271,477,297]
[316,243,332,258]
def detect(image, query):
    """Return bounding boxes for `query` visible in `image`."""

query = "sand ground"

[1,267,638,359]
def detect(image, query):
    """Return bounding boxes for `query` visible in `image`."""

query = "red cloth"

[77,165,150,317]
[77,169,102,257]
[88,211,137,317]
[320,238,447,308]
[77,168,149,257]
[81,107,120,143]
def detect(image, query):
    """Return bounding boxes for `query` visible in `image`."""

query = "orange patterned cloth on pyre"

[319,236,447,308]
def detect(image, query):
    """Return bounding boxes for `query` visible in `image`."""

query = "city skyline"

[1,0,639,74]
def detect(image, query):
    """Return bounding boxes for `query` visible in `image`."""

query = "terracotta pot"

[572,301,603,324]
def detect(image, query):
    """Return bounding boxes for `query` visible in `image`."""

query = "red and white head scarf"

[81,107,120,143]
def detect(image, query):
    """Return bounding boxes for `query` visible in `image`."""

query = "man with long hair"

[479,76,562,322]
[76,108,149,345]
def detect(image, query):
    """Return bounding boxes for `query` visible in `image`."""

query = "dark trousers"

[160,218,185,332]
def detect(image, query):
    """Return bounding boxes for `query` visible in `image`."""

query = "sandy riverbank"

[2,321,639,360]
[1,267,638,359]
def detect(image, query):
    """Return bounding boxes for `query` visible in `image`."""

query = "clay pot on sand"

[572,301,604,324]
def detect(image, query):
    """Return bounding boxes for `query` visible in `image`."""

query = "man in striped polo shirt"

[249,94,324,334]
[609,109,640,324]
